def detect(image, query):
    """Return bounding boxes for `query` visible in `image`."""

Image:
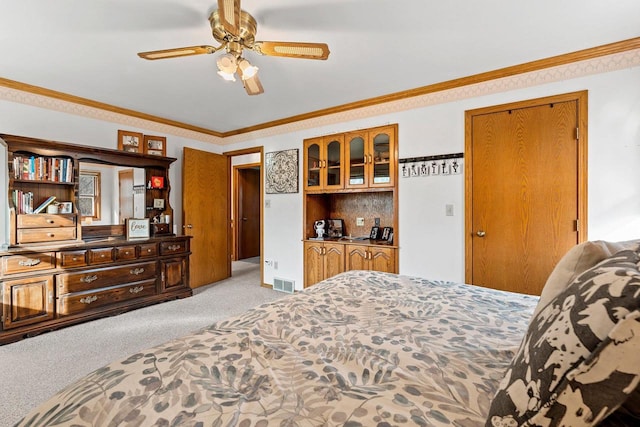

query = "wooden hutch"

[303,124,399,287]
[0,134,191,344]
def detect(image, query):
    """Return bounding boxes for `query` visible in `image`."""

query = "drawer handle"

[47,233,55,237]
[80,295,98,304]
[124,251,130,255]
[80,274,98,283]
[147,248,152,253]
[129,286,144,294]
[130,267,145,275]
[167,244,181,251]
[47,219,55,224]
[100,254,106,258]
[18,258,41,267]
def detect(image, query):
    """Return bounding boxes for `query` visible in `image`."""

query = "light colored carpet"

[0,260,285,427]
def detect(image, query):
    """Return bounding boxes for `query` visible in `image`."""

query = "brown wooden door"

[183,148,230,288]
[466,93,586,295]
[118,169,134,224]
[236,167,260,260]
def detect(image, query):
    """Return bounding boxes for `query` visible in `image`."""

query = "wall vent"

[273,277,295,294]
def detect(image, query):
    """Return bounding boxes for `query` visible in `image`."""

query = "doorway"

[465,91,588,295]
[233,164,261,260]
[225,148,264,280]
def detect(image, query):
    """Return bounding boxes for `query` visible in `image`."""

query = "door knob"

[183,224,193,229]
[476,230,486,237]
[242,217,248,221]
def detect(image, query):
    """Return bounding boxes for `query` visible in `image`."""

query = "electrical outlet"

[356,217,365,226]
[265,260,273,267]
[374,217,380,226]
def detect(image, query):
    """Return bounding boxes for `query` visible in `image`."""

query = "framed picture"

[118,130,143,153]
[58,201,73,214]
[153,198,165,209]
[125,218,150,240]
[143,135,167,156]
[326,219,344,238]
[150,176,165,189]
[369,226,380,240]
[381,226,394,243]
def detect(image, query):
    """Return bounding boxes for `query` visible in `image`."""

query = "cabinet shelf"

[13,179,75,186]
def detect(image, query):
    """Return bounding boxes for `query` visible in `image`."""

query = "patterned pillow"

[486,249,640,427]
[533,239,640,317]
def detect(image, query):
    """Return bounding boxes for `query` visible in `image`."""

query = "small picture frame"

[118,130,143,153]
[369,226,380,240]
[381,226,394,243]
[153,198,165,209]
[150,176,165,189]
[58,201,73,214]
[143,135,167,156]
[125,218,150,240]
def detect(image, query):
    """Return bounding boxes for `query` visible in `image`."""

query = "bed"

[15,240,640,426]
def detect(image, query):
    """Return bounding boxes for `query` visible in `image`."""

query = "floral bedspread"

[17,271,538,427]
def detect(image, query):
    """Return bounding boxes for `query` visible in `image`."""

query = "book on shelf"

[12,155,73,182]
[33,196,57,214]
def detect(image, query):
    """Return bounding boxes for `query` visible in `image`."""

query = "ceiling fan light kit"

[137,0,330,95]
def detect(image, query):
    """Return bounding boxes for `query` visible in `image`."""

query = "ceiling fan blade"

[218,0,241,35]
[138,45,219,60]
[253,41,330,60]
[237,66,264,96]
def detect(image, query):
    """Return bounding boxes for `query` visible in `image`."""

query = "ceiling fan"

[138,0,330,95]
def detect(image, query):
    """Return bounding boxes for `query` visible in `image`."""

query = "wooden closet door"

[183,148,230,288]
[467,95,584,295]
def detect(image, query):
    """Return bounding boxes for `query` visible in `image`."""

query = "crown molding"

[1,37,639,145]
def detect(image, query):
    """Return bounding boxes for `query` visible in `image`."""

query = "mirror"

[79,162,145,226]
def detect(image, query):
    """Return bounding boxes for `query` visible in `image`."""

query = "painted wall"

[1,65,639,289]
[225,66,640,288]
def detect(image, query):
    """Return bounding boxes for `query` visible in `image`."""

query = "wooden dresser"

[0,236,191,344]
[0,133,192,344]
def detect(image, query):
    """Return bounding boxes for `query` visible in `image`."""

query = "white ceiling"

[1,0,639,135]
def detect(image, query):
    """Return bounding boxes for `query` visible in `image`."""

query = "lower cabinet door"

[304,242,324,288]
[345,245,370,271]
[323,243,345,280]
[369,246,396,273]
[2,275,54,329]
[161,257,188,292]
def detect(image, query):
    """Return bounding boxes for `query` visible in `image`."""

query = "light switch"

[446,204,454,216]
[356,217,365,226]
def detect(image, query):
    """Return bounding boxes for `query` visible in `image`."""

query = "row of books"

[12,191,57,214]
[13,155,73,183]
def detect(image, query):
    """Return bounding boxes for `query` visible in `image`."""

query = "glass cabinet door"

[345,132,368,189]
[323,135,344,190]
[304,138,322,190]
[370,126,395,188]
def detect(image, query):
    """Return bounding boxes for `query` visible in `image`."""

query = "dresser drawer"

[58,250,88,268]
[160,239,188,255]
[57,261,157,294]
[88,247,114,264]
[17,214,76,229]
[17,227,77,244]
[115,245,137,261]
[2,252,56,275]
[138,243,158,258]
[56,279,156,316]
